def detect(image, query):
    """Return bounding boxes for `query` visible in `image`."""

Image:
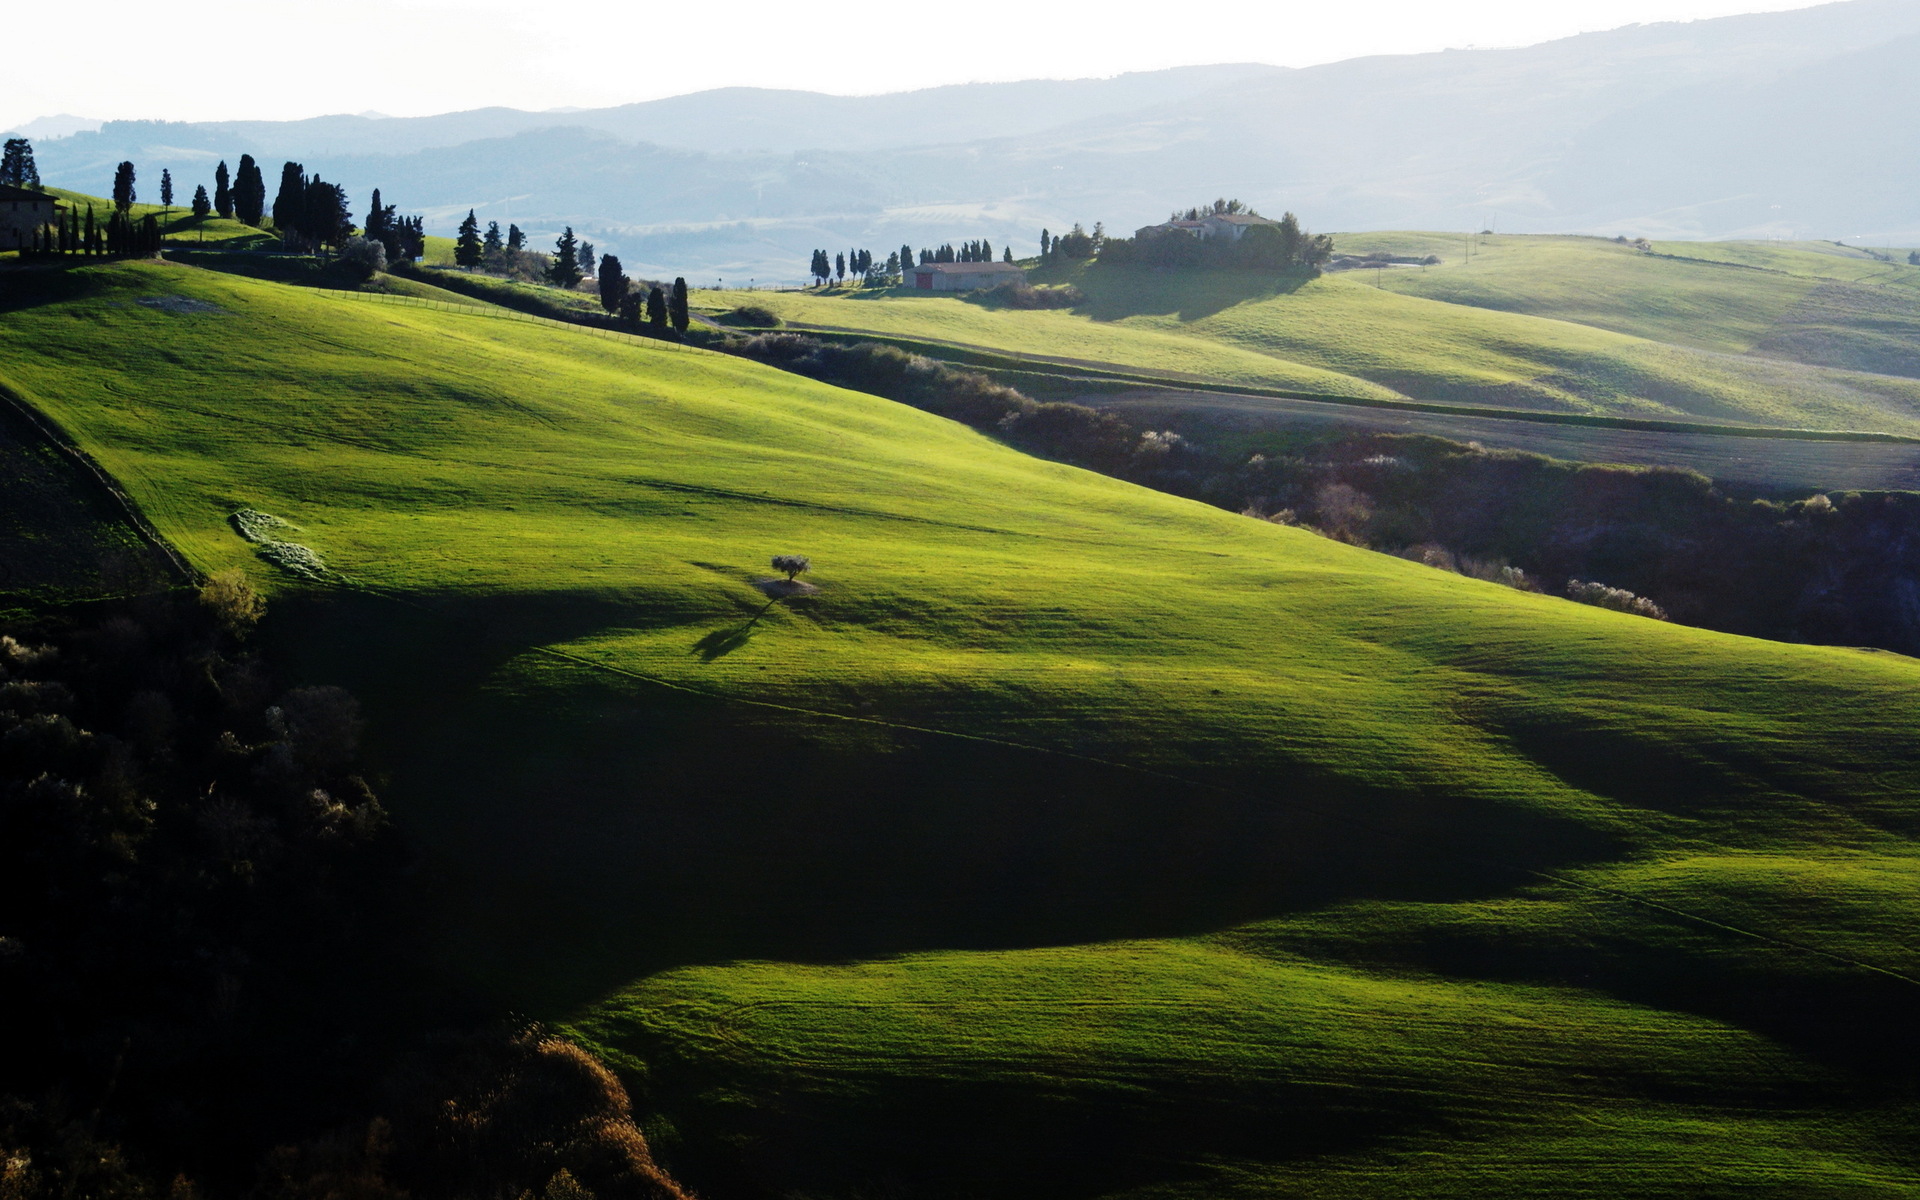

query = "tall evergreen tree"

[981,239,992,262]
[84,206,97,256]
[1003,245,1013,262]
[214,160,233,218]
[455,210,483,267]
[834,251,845,281]
[548,227,582,287]
[271,162,304,230]
[1040,228,1051,258]
[160,169,174,213]
[191,184,211,218]
[646,286,668,330]
[577,240,596,278]
[668,277,690,333]
[482,220,503,258]
[0,138,41,189]
[299,177,353,250]
[597,254,628,314]
[112,161,137,212]
[365,189,386,239]
[506,223,524,250]
[899,244,913,277]
[232,155,266,225]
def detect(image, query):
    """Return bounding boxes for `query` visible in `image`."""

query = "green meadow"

[724,240,1920,435]
[3,260,1919,1197]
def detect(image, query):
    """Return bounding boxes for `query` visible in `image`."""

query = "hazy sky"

[2,0,1822,129]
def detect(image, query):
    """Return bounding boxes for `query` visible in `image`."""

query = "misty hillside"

[17,0,1920,280]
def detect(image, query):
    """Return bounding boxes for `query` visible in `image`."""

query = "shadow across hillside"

[1063,264,1314,323]
[265,587,1621,1017]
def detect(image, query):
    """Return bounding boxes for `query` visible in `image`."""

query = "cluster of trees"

[21,202,160,258]
[268,163,355,252]
[618,277,689,333]
[921,240,1006,264]
[1,137,41,188]
[0,581,693,1200]
[363,188,427,263]
[455,212,601,288]
[809,247,891,286]
[1039,224,1101,262]
[207,155,270,225]
[1098,208,1332,271]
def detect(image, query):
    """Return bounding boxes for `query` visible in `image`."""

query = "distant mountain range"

[13,0,1920,281]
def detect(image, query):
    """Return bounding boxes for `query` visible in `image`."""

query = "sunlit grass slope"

[1334,232,1920,381]
[721,262,1920,433]
[43,185,277,249]
[4,261,1920,1198]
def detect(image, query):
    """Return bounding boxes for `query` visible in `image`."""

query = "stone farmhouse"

[907,260,1024,291]
[1134,212,1279,242]
[0,184,60,249]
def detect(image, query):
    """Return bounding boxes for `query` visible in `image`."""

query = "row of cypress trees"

[25,203,161,258]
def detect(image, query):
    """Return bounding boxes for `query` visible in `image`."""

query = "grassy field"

[721,248,1920,437]
[1334,233,1920,380]
[3,260,1919,1197]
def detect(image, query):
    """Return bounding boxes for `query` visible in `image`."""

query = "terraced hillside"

[3,261,1919,1198]
[718,243,1920,437]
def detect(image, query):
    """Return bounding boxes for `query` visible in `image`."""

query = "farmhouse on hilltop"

[0,184,60,249]
[1135,212,1280,242]
[908,260,1024,291]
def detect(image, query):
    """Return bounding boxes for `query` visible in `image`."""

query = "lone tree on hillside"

[455,210,483,267]
[598,253,628,313]
[214,160,232,218]
[0,138,41,189]
[771,554,810,581]
[112,161,137,212]
[668,277,689,333]
[549,227,582,288]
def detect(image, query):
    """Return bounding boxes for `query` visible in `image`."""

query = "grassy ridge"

[725,253,1920,434]
[3,261,1919,1197]
[1333,233,1920,380]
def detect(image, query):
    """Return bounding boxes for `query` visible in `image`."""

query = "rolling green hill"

[722,245,1920,436]
[1335,233,1920,380]
[3,260,1919,1198]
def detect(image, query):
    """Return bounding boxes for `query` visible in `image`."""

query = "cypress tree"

[1003,245,1013,262]
[548,227,582,288]
[900,244,912,277]
[455,210,483,267]
[668,277,690,333]
[214,161,232,218]
[982,239,992,262]
[233,155,265,225]
[112,161,137,212]
[192,184,211,218]
[271,162,304,230]
[577,240,596,278]
[506,223,524,251]
[160,169,174,213]
[1040,229,1050,258]
[834,252,845,281]
[482,220,503,258]
[141,214,160,256]
[85,205,97,256]
[646,286,667,330]
[598,254,628,314]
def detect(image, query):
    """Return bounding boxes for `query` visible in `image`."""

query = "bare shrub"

[201,568,265,635]
[1567,579,1668,620]
[270,686,364,772]
[1311,483,1373,542]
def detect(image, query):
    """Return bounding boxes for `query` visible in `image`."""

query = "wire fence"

[312,289,706,354]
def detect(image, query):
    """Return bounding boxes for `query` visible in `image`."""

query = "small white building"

[0,184,60,249]
[908,260,1025,291]
[1135,213,1279,243]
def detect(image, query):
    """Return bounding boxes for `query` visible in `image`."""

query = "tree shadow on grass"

[691,600,778,661]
